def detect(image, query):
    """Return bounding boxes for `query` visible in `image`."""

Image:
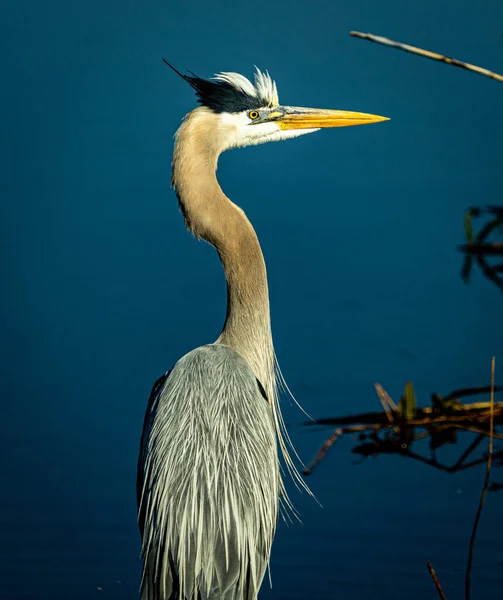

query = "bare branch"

[349,31,503,83]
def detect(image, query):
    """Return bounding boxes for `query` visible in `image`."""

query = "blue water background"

[1,1,502,598]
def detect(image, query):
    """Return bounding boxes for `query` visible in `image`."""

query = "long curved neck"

[171,109,275,393]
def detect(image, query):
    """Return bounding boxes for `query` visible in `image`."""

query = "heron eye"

[248,111,259,120]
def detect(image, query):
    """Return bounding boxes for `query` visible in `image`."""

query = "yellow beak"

[275,108,389,130]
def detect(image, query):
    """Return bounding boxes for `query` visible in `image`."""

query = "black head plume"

[162,58,200,92]
[161,58,269,114]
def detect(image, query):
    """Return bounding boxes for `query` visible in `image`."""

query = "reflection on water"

[2,395,502,600]
[461,206,503,293]
[305,381,503,478]
[300,380,503,600]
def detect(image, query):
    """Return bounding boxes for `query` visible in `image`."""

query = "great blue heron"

[137,63,388,600]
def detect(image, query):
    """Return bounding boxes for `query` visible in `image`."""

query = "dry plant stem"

[312,406,503,430]
[374,383,399,412]
[303,428,343,476]
[349,31,503,83]
[374,383,400,433]
[465,357,496,600]
[379,396,394,424]
[310,398,503,426]
[427,561,448,600]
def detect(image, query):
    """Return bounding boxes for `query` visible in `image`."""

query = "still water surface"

[1,0,502,598]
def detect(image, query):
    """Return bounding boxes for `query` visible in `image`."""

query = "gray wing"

[137,344,279,600]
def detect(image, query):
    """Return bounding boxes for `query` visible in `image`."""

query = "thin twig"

[427,561,448,600]
[303,428,343,476]
[349,31,503,83]
[465,357,496,600]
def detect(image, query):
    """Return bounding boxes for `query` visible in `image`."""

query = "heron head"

[165,61,389,153]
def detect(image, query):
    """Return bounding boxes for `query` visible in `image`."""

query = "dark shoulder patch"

[149,371,170,403]
[256,378,268,402]
[137,369,171,523]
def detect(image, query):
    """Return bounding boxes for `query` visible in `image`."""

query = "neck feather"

[171,109,275,394]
